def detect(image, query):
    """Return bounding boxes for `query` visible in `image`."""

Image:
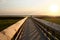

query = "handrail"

[32,17,60,39]
[0,17,28,40]
[34,18,60,31]
[12,21,25,40]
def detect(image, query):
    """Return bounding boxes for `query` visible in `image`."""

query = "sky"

[0,0,60,16]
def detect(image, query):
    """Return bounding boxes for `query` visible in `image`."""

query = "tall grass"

[0,17,24,31]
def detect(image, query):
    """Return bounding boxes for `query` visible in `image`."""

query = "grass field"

[0,17,24,31]
[42,18,60,25]
[36,16,60,25]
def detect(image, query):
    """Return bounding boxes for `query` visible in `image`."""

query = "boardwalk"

[0,17,60,40]
[13,17,60,40]
[19,18,48,40]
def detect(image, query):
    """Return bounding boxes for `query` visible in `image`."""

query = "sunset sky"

[0,0,60,16]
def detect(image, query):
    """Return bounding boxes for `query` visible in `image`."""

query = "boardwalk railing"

[0,17,28,40]
[32,18,60,39]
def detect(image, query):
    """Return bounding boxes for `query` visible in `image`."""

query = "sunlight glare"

[49,4,59,12]
[48,4,59,16]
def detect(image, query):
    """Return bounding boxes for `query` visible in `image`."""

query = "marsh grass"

[43,18,60,25]
[0,17,24,31]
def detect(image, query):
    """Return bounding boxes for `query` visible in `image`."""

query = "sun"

[48,4,59,16]
[49,4,59,12]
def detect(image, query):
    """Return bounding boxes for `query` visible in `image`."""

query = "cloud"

[0,0,7,4]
